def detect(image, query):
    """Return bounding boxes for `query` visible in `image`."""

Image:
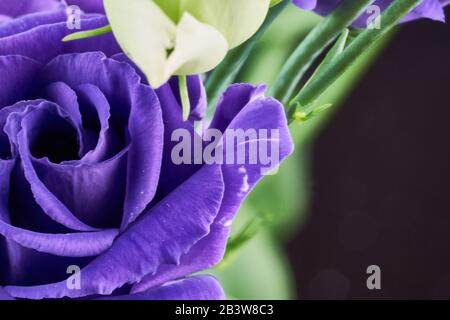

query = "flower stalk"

[179,75,191,121]
[287,0,422,122]
[270,0,375,108]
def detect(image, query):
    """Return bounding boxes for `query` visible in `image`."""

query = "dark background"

[287,7,450,299]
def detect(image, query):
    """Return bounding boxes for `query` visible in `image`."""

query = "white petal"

[182,0,271,48]
[104,0,177,87]
[165,12,228,78]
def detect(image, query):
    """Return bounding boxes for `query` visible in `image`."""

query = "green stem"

[288,0,421,120]
[270,0,374,107]
[62,25,112,42]
[204,0,290,120]
[179,76,191,122]
[302,29,349,94]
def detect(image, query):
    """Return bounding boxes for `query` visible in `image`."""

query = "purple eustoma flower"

[0,5,294,299]
[293,0,450,27]
[0,0,104,20]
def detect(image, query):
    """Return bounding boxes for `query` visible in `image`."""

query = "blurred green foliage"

[211,3,392,299]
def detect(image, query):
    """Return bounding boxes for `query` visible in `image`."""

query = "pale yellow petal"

[104,0,176,87]
[165,12,228,77]
[181,0,270,48]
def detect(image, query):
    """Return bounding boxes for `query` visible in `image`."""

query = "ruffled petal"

[29,86,129,228]
[67,0,105,14]
[73,84,115,162]
[108,276,224,300]
[402,0,447,23]
[293,0,449,26]
[42,82,87,156]
[0,14,120,64]
[5,164,224,299]
[3,101,99,232]
[0,287,14,300]
[0,55,41,108]
[112,53,206,123]
[0,153,119,256]
[0,0,59,18]
[154,80,201,201]
[132,84,294,293]
[0,7,65,38]
[0,159,15,280]
[40,53,164,228]
[0,221,118,257]
[292,0,318,11]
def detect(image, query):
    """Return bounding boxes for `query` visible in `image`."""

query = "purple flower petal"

[42,82,85,156]
[2,99,107,232]
[0,13,120,64]
[39,52,164,228]
[132,84,294,293]
[67,0,105,14]
[0,55,41,108]
[32,85,129,228]
[0,159,21,284]
[292,0,317,11]
[402,0,447,23]
[168,76,207,123]
[5,164,224,299]
[73,84,116,162]
[105,276,224,300]
[293,0,449,26]
[0,287,14,300]
[14,101,101,231]
[0,0,60,18]
[0,159,99,288]
[0,8,65,38]
[0,221,118,257]
[154,81,202,201]
[1,154,118,258]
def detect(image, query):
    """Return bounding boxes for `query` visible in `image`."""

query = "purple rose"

[0,5,294,299]
[0,0,103,20]
[293,0,450,27]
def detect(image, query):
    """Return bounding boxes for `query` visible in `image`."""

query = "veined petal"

[5,164,224,299]
[0,287,14,300]
[0,55,41,108]
[0,0,60,18]
[0,14,120,64]
[108,276,224,300]
[0,221,118,257]
[131,84,294,294]
[67,0,105,14]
